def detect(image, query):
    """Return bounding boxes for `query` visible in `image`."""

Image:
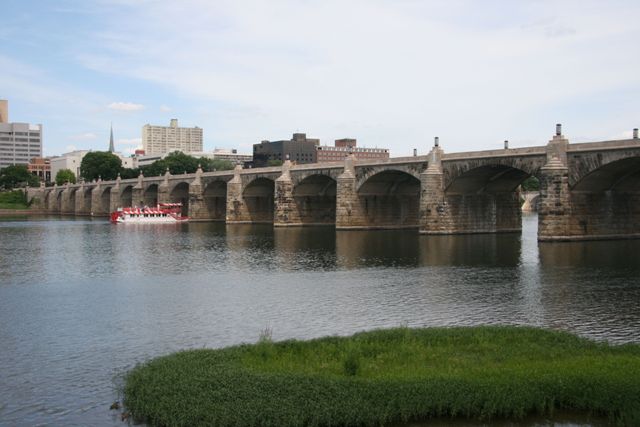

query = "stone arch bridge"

[28,129,640,241]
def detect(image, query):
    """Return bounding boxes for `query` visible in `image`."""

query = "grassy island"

[123,326,640,426]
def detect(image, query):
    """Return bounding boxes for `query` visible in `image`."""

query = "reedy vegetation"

[124,326,640,427]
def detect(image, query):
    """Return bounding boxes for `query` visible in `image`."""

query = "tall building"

[0,100,43,169]
[0,100,8,123]
[142,119,203,155]
[317,138,389,163]
[253,133,319,167]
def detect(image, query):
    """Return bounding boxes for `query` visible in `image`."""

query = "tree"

[55,168,76,185]
[80,151,122,181]
[521,176,540,191]
[0,164,40,189]
[199,158,235,172]
[267,159,283,167]
[119,167,140,180]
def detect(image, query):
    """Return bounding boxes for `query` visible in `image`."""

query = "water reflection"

[1,215,640,426]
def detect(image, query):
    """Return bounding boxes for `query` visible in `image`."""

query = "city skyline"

[1,0,639,157]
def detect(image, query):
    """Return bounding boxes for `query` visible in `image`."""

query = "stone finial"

[556,123,562,136]
[98,175,102,183]
[40,180,45,189]
[277,157,292,182]
[342,153,356,178]
[230,164,243,183]
[504,140,509,149]
[192,164,203,186]
[285,154,290,161]
[634,128,638,139]
[425,146,443,175]
[434,136,439,147]
[413,148,417,157]
[116,173,121,182]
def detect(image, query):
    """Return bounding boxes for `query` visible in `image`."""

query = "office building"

[253,133,319,167]
[50,150,90,181]
[142,119,203,155]
[28,157,51,182]
[316,138,389,163]
[0,100,43,169]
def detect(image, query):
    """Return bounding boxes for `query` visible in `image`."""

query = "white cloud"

[107,102,145,111]
[72,1,640,155]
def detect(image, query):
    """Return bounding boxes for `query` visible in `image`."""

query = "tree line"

[0,151,236,190]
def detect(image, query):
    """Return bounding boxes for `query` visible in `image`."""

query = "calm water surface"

[0,214,639,426]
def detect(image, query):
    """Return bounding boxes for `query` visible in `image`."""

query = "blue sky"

[1,0,639,157]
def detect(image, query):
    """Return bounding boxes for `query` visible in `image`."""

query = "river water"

[0,214,639,426]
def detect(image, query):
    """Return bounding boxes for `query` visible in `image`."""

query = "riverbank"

[123,326,640,426]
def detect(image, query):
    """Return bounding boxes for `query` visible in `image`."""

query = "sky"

[1,0,639,157]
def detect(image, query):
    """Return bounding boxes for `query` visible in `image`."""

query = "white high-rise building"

[142,119,203,156]
[0,100,43,169]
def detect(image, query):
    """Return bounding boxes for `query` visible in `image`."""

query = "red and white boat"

[110,203,189,223]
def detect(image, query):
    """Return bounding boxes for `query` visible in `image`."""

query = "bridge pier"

[188,166,210,220]
[48,185,60,213]
[336,155,368,229]
[132,173,144,207]
[538,129,640,241]
[60,185,73,214]
[419,146,522,234]
[225,165,252,223]
[157,170,171,205]
[75,183,86,214]
[274,160,300,226]
[91,181,106,216]
[109,176,121,213]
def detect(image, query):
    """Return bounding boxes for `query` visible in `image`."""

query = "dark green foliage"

[124,326,640,426]
[119,168,140,179]
[0,190,29,209]
[267,159,283,167]
[80,151,122,181]
[140,152,236,177]
[521,176,540,191]
[55,168,76,185]
[0,164,39,189]
[199,158,235,172]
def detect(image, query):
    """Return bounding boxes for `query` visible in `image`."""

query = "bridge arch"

[291,174,337,224]
[444,164,531,195]
[357,169,420,228]
[55,190,63,212]
[144,184,158,207]
[120,185,134,208]
[67,187,78,213]
[82,187,92,214]
[571,157,640,192]
[242,177,275,223]
[99,187,112,214]
[356,165,422,190]
[169,182,190,216]
[203,180,227,221]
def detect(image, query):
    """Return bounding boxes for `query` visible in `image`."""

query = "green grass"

[0,190,29,209]
[123,326,640,426]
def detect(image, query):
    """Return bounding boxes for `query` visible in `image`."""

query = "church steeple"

[108,122,115,152]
